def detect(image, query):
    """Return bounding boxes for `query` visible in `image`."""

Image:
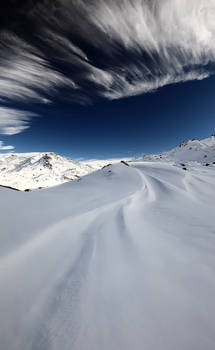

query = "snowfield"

[1,156,215,349]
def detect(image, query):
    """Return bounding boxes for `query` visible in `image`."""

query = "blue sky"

[2,73,215,160]
[0,1,215,159]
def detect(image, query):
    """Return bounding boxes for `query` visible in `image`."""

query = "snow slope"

[0,160,215,350]
[141,134,215,163]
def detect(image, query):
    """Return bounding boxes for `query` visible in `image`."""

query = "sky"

[0,0,215,159]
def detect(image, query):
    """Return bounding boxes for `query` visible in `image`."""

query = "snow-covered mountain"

[0,152,96,190]
[0,135,214,191]
[140,134,215,163]
[0,152,130,190]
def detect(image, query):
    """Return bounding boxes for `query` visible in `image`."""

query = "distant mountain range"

[0,152,100,191]
[139,135,215,164]
[0,135,214,190]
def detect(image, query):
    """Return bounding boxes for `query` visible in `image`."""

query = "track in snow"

[0,162,215,350]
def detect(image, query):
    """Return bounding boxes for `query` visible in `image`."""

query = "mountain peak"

[0,152,94,190]
[140,135,215,164]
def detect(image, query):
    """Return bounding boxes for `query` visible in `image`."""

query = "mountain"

[0,152,129,191]
[0,152,95,190]
[0,135,214,191]
[140,134,215,163]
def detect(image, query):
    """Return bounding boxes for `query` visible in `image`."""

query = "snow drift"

[0,155,215,349]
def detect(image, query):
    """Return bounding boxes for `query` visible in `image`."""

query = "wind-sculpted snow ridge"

[0,161,215,350]
[140,134,215,164]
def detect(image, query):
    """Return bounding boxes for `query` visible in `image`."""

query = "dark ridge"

[0,184,20,191]
[102,164,112,169]
[121,160,129,166]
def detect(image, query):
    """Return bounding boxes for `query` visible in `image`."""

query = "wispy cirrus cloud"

[0,140,14,150]
[0,0,215,141]
[1,0,214,103]
[83,0,215,98]
[0,107,37,135]
[0,32,77,103]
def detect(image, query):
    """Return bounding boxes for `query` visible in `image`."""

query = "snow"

[0,152,124,190]
[1,134,214,192]
[0,150,215,349]
[0,152,94,190]
[140,135,215,163]
[82,158,129,169]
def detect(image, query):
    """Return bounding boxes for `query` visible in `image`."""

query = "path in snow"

[0,162,215,350]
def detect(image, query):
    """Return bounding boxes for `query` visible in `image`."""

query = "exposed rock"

[102,164,112,169]
[0,185,20,191]
[121,160,129,166]
[178,139,195,148]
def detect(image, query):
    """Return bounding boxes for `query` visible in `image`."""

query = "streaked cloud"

[85,0,215,97]
[0,140,14,150]
[0,32,77,103]
[0,0,214,138]
[0,107,36,135]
